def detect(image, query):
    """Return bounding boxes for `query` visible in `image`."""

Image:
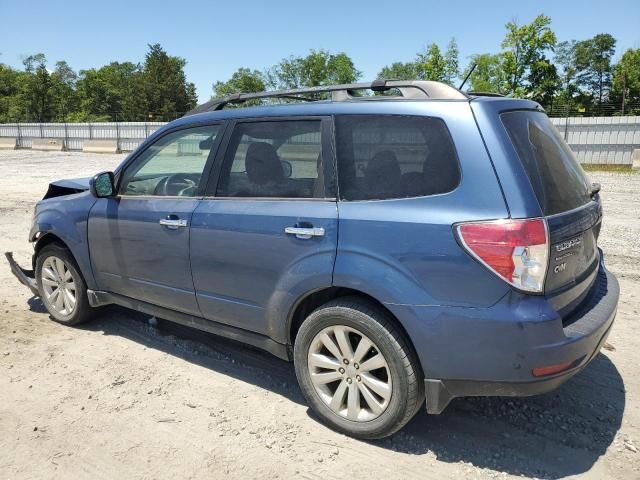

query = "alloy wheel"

[307,325,392,422]
[41,256,77,316]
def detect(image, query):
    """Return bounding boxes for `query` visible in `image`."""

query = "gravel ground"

[0,150,639,479]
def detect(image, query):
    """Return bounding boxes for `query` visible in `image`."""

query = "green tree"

[610,48,640,113]
[21,53,47,73]
[20,53,52,121]
[76,62,142,121]
[50,61,79,121]
[378,38,459,84]
[0,63,24,122]
[527,57,560,107]
[443,38,460,84]
[416,44,447,81]
[377,61,418,81]
[463,53,506,93]
[501,14,556,96]
[574,33,616,104]
[212,68,265,98]
[267,49,361,90]
[140,43,198,119]
[554,40,579,101]
[1,44,201,122]
[2,56,81,122]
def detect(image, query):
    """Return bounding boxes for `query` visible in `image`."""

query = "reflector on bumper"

[532,356,584,378]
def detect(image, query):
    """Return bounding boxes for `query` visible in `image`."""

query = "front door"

[88,123,223,315]
[190,118,338,336]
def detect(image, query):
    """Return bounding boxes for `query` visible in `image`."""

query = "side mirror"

[90,171,115,198]
[281,160,292,178]
[199,135,214,150]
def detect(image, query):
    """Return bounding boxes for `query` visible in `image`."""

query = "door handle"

[159,218,188,229]
[285,226,325,240]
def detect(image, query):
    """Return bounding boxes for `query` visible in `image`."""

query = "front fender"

[31,192,97,289]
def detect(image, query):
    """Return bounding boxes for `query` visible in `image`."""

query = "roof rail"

[185,80,469,116]
[467,91,506,98]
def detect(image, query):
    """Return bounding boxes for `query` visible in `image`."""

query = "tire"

[294,296,424,439]
[35,243,94,326]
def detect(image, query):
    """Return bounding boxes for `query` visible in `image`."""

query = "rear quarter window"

[335,115,460,200]
[501,111,591,216]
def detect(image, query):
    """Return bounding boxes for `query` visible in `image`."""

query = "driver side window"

[120,125,221,197]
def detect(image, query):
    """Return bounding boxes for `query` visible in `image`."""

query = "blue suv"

[7,81,619,439]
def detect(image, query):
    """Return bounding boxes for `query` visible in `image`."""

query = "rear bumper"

[5,252,39,296]
[424,320,613,413]
[419,263,619,414]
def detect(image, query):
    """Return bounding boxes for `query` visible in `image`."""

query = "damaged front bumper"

[5,252,39,296]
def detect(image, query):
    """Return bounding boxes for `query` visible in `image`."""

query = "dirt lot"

[1,150,639,479]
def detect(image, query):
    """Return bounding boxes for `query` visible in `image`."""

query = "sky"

[1,0,639,103]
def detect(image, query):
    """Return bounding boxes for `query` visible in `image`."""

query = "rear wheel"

[294,297,424,439]
[36,244,94,325]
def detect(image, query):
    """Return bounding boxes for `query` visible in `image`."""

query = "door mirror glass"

[280,160,292,178]
[90,171,115,198]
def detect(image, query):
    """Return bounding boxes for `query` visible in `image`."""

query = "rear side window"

[216,120,325,198]
[335,115,460,200]
[501,111,591,216]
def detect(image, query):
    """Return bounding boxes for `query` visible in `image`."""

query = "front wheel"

[36,243,94,325]
[294,297,424,439]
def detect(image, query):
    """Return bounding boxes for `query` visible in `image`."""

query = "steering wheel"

[154,173,199,196]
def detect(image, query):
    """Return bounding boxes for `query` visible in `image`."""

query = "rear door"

[501,110,601,313]
[88,124,223,315]
[189,117,338,336]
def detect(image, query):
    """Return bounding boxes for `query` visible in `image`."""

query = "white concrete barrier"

[0,137,17,149]
[633,149,640,168]
[32,138,64,151]
[83,139,119,154]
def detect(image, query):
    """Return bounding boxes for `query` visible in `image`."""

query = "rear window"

[216,120,324,198]
[335,115,460,200]
[501,111,591,216]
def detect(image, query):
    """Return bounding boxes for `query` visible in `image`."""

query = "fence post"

[115,113,121,152]
[64,121,69,149]
[621,72,626,116]
[89,122,93,140]
[39,122,44,139]
[16,121,22,148]
[564,103,570,142]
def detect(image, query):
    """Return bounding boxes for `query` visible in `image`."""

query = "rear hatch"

[501,110,602,316]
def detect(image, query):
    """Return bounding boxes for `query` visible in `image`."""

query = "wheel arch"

[287,287,419,364]
[33,232,68,260]
[32,230,96,290]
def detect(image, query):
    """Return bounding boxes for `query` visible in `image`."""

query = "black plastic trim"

[85,290,290,360]
[425,369,581,414]
[5,252,39,296]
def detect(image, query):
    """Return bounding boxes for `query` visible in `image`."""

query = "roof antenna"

[458,63,477,91]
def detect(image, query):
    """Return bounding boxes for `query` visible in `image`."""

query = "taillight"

[456,218,549,293]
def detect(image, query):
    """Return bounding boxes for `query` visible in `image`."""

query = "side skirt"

[87,289,290,361]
